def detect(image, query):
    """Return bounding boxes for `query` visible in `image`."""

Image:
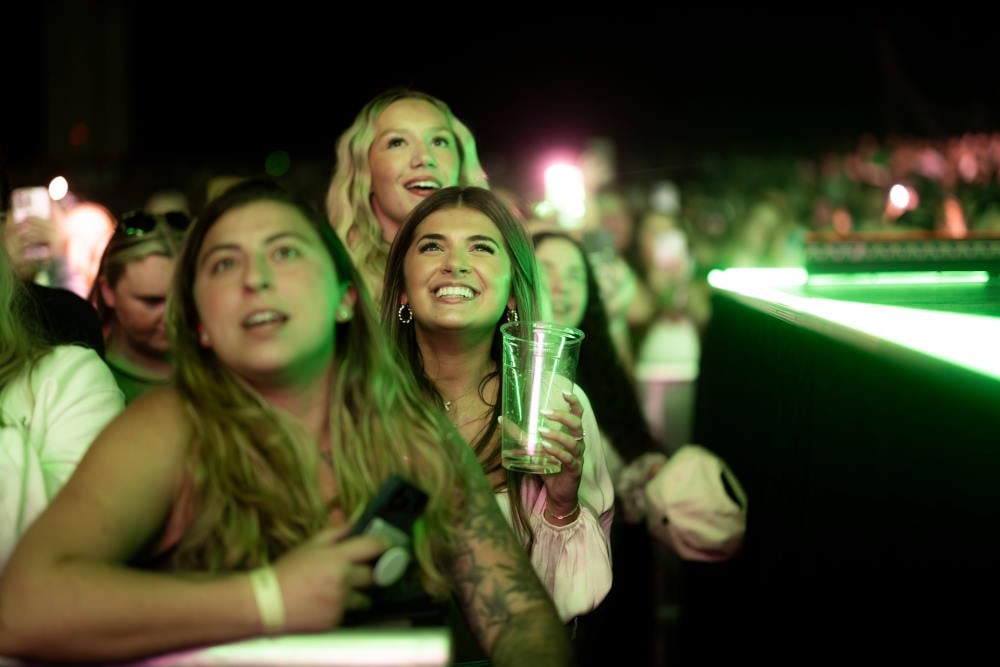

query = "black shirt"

[23,281,105,358]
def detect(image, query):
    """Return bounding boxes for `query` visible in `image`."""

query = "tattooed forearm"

[490,607,574,667]
[446,431,573,665]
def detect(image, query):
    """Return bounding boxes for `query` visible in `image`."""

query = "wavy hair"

[381,186,541,549]
[165,178,463,598]
[0,245,51,409]
[326,88,488,303]
[532,230,658,463]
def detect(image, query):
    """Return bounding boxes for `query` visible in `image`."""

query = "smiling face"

[192,200,353,387]
[368,98,462,242]
[401,206,515,336]
[534,236,588,328]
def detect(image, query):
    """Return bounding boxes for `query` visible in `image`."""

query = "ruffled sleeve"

[501,384,615,621]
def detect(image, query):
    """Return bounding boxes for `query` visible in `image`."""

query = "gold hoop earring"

[397,303,413,324]
[506,308,519,323]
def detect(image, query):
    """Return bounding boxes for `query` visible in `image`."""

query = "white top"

[494,384,615,621]
[0,345,125,571]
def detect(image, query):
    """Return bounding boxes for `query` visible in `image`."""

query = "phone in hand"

[10,186,53,261]
[10,186,51,224]
[348,475,429,587]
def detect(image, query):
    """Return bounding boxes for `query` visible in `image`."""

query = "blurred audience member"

[57,201,117,299]
[2,171,104,356]
[0,238,124,570]
[144,188,191,216]
[90,210,187,403]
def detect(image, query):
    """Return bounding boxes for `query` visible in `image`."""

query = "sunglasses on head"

[116,210,191,237]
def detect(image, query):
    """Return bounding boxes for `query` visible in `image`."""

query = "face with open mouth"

[401,206,515,335]
[368,98,461,242]
[193,201,353,386]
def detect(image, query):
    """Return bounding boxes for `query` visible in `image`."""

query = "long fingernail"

[540,409,554,416]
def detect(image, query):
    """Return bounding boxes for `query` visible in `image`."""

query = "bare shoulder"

[115,387,186,426]
[96,387,191,454]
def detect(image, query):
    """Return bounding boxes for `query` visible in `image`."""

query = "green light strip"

[707,267,808,289]
[711,272,1000,381]
[807,270,990,286]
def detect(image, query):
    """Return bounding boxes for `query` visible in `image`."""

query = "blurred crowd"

[3,103,999,664]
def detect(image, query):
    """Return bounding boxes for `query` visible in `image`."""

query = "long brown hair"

[165,178,464,598]
[381,186,542,550]
[0,244,51,409]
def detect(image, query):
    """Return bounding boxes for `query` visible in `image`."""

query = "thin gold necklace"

[443,385,480,412]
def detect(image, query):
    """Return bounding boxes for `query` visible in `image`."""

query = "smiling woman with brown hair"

[382,187,615,663]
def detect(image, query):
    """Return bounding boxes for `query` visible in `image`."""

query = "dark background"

[4,4,1000,208]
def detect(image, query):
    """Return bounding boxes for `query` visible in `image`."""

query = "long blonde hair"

[326,88,488,303]
[166,179,465,598]
[0,245,51,409]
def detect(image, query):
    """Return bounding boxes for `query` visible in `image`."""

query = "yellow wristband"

[249,566,285,634]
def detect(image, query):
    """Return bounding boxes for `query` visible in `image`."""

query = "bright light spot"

[889,184,910,209]
[48,176,69,201]
[707,267,808,289]
[650,180,680,215]
[533,200,555,218]
[544,162,585,228]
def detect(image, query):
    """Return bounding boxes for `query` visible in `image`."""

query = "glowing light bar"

[707,267,808,290]
[807,271,991,286]
[710,268,1000,381]
[104,628,452,666]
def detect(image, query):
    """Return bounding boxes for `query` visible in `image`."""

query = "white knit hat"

[644,444,748,561]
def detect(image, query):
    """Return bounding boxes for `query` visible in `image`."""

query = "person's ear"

[99,278,116,309]
[336,284,358,323]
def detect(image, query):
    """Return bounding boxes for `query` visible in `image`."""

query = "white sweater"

[0,345,124,570]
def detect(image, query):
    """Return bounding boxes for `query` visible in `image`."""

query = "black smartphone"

[349,475,429,587]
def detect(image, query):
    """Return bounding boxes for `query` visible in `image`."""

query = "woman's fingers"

[540,395,585,442]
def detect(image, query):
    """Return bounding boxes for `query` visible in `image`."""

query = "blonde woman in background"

[326,87,488,303]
